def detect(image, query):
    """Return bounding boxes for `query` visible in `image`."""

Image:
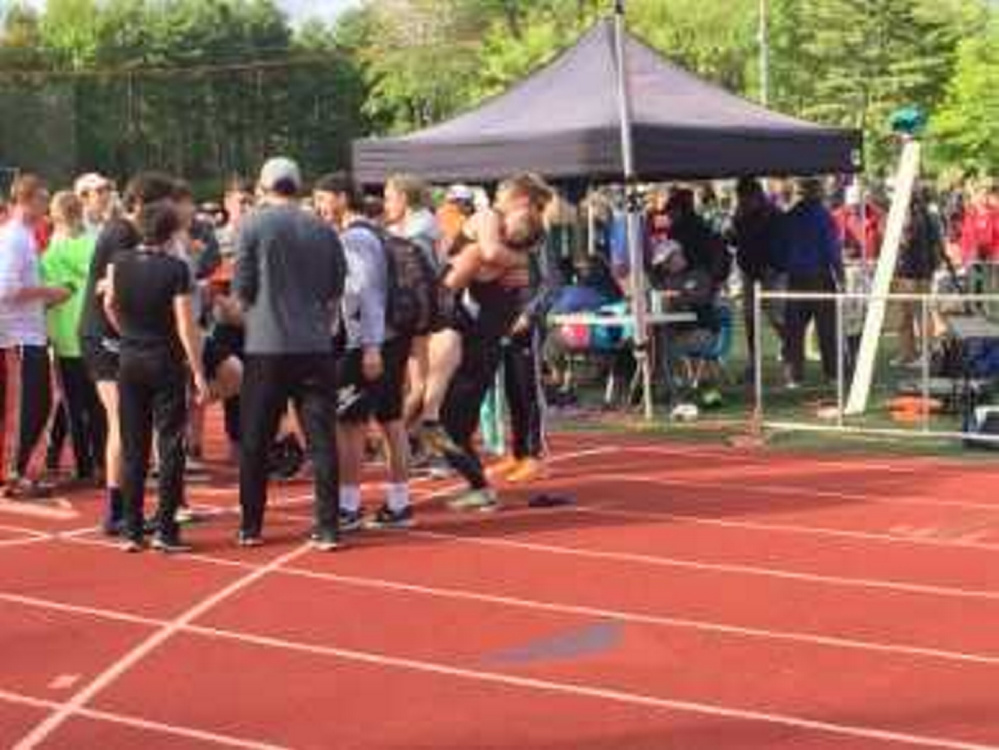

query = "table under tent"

[353,14,862,418]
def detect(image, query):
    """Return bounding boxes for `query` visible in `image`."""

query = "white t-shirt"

[0,219,46,347]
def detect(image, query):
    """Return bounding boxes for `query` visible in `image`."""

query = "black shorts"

[336,337,410,425]
[81,337,119,383]
[203,326,244,381]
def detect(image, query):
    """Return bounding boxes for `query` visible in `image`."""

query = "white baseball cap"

[446,184,475,204]
[259,157,302,193]
[74,172,111,196]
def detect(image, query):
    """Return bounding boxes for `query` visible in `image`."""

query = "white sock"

[385,483,410,512]
[339,485,362,514]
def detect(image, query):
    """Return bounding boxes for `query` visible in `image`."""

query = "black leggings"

[441,332,505,490]
[47,358,106,478]
[119,349,188,541]
[503,325,546,460]
[6,346,52,479]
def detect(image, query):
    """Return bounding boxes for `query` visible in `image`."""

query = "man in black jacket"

[731,177,786,374]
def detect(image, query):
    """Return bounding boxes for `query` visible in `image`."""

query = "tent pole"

[613,0,654,420]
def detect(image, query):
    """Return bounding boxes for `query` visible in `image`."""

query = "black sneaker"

[366,504,415,530]
[151,534,192,554]
[237,530,264,548]
[309,529,341,552]
[102,518,126,538]
[339,509,364,533]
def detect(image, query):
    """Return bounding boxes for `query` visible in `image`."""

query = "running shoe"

[505,458,547,485]
[365,504,415,530]
[339,509,365,533]
[448,488,500,513]
[486,455,520,480]
[309,530,341,552]
[2,478,53,501]
[121,538,145,554]
[237,530,264,548]
[151,533,192,554]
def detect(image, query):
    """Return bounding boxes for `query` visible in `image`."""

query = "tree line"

[1,0,996,191]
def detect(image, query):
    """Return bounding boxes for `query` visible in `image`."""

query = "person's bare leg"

[213,357,243,401]
[96,381,123,532]
[337,422,365,524]
[379,419,412,525]
[422,329,463,424]
[402,336,429,430]
[381,419,410,485]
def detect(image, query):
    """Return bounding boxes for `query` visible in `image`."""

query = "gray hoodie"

[235,203,345,355]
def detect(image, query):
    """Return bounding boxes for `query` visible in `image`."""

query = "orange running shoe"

[505,458,547,485]
[486,455,520,480]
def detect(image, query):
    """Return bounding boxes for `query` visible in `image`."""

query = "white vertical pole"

[613,0,654,419]
[845,139,921,415]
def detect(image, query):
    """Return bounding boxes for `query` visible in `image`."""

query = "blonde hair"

[498,173,555,211]
[50,190,84,234]
[386,173,431,211]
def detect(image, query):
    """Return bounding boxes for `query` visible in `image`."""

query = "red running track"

[1,430,999,749]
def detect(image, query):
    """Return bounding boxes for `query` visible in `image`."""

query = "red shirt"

[833,203,884,261]
[32,219,52,254]
[959,205,999,264]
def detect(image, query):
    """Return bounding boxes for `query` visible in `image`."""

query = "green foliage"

[0,0,365,191]
[932,13,999,173]
[1,0,995,181]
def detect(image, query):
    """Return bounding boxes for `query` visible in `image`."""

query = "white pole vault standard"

[845,139,921,416]
[612,0,654,419]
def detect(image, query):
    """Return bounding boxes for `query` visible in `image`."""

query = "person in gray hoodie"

[234,157,346,550]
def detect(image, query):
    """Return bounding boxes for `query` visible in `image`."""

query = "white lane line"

[274,567,999,667]
[0,524,50,537]
[12,590,990,750]
[11,543,313,750]
[570,492,999,554]
[611,441,997,476]
[0,689,290,750]
[408,528,999,603]
[0,537,51,550]
[180,623,999,750]
[13,536,999,674]
[570,468,999,513]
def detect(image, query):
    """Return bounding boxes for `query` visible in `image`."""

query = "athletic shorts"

[336,336,411,425]
[81,337,120,383]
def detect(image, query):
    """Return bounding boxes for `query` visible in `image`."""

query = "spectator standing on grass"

[104,201,209,554]
[314,172,414,531]
[781,178,843,388]
[40,191,106,483]
[0,174,69,498]
[80,172,177,535]
[234,157,346,550]
[892,190,944,367]
[731,177,786,377]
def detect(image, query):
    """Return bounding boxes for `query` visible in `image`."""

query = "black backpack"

[351,221,439,337]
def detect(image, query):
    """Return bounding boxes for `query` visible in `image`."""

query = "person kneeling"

[104,201,209,553]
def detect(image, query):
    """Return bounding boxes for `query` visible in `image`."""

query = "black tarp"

[353,19,862,184]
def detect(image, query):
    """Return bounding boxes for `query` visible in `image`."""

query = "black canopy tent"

[352,19,862,184]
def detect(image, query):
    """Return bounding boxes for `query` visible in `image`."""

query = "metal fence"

[752,284,999,446]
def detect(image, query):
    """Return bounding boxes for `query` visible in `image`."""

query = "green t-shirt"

[40,233,97,358]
